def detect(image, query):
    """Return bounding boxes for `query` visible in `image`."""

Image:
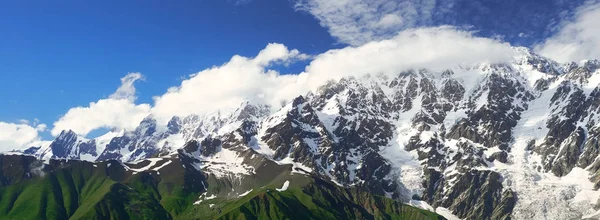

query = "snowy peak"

[167,116,182,134]
[50,130,91,159]
[563,60,600,85]
[230,101,271,122]
[260,95,331,162]
[56,129,78,142]
[135,116,158,137]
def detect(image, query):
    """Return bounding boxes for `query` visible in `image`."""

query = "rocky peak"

[48,129,97,160]
[55,130,78,143]
[562,60,600,84]
[167,116,182,134]
[261,95,329,162]
[135,116,158,137]
[514,47,560,75]
[232,101,271,121]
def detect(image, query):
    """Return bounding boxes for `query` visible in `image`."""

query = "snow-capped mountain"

[24,48,600,219]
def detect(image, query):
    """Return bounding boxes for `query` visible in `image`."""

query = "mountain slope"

[0,154,442,220]
[216,179,442,220]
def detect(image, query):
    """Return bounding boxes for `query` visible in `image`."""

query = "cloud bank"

[153,27,517,123]
[299,27,517,90]
[535,1,600,62]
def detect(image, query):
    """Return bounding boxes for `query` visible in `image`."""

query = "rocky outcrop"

[422,169,515,220]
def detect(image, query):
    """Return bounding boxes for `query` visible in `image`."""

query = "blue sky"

[1,0,600,148]
[0,0,334,130]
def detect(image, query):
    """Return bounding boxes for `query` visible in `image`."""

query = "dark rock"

[488,151,509,163]
[22,147,40,155]
[200,136,221,157]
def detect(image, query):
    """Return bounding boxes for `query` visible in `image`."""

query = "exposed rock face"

[199,136,221,157]
[36,130,99,160]
[0,155,43,186]
[261,96,333,164]
[422,169,515,219]
[25,49,600,219]
[531,77,600,177]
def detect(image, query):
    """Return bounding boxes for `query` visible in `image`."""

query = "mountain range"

[4,47,600,219]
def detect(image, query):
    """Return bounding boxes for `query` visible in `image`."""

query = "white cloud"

[299,26,517,90]
[535,1,600,62]
[109,72,144,101]
[51,73,151,136]
[377,14,403,28]
[295,0,441,46]
[0,122,45,152]
[52,99,151,137]
[253,44,311,66]
[35,123,47,132]
[151,43,308,123]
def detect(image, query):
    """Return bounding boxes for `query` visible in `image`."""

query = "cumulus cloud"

[535,1,600,62]
[294,0,441,46]
[35,123,47,132]
[51,73,151,136]
[0,122,45,152]
[151,43,309,123]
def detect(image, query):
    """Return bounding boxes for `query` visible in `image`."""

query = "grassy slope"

[0,155,444,220]
[0,157,174,220]
[215,179,443,220]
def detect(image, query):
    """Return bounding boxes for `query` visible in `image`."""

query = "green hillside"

[0,154,444,220]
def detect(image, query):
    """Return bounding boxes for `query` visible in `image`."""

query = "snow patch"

[186,148,255,179]
[238,189,253,197]
[152,160,172,171]
[193,192,217,205]
[381,131,423,198]
[276,157,314,174]
[435,207,461,220]
[157,133,185,152]
[129,158,163,173]
[276,180,290,192]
